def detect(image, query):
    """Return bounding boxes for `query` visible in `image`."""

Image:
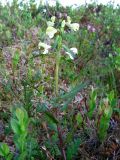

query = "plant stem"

[55,35,62,96]
[57,125,66,160]
[55,50,60,96]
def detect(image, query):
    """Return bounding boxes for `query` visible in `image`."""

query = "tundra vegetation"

[0,0,120,159]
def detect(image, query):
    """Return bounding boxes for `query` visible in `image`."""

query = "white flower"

[43,9,46,13]
[71,48,78,54]
[38,42,51,54]
[46,26,57,39]
[67,16,71,24]
[47,21,54,27]
[66,16,79,31]
[47,16,56,27]
[69,23,79,31]
[43,49,49,54]
[51,16,56,23]
[65,47,78,60]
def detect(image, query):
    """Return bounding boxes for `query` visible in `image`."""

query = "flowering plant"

[38,15,79,95]
[38,15,79,60]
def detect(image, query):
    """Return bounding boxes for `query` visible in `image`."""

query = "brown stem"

[57,125,66,160]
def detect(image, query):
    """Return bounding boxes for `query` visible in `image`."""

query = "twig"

[57,125,66,160]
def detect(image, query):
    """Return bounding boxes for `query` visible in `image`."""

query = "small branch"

[57,125,66,160]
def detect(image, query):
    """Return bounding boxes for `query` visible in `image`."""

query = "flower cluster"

[38,16,79,59]
[46,16,79,39]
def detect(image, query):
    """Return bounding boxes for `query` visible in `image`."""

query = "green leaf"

[88,89,97,119]
[11,118,21,134]
[52,35,60,50]
[107,91,116,108]
[16,108,25,124]
[66,138,81,160]
[36,103,48,112]
[53,83,87,103]
[65,132,74,144]
[15,108,29,128]
[6,153,13,160]
[76,113,83,125]
[44,111,59,125]
[12,51,20,69]
[0,143,10,157]
[98,104,112,141]
[113,108,120,114]
[62,44,76,59]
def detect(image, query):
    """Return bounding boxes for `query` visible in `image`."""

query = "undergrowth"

[0,0,120,159]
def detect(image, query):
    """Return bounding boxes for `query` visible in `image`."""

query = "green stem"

[55,35,62,96]
[55,50,60,96]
